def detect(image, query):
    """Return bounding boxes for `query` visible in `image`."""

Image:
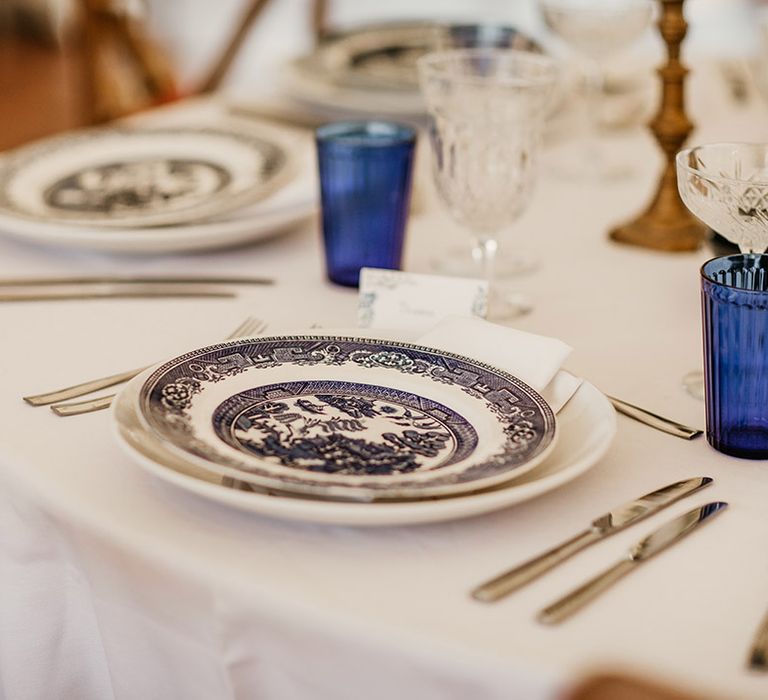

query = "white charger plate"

[0,123,293,229]
[0,145,315,254]
[135,335,558,501]
[114,369,615,526]
[0,186,316,253]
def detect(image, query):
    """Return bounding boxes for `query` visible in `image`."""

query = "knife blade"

[0,275,273,287]
[471,476,713,603]
[0,286,236,302]
[538,501,728,624]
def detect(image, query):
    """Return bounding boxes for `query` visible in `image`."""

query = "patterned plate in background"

[0,124,290,228]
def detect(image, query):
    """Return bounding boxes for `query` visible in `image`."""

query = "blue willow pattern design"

[212,380,479,476]
[141,336,556,491]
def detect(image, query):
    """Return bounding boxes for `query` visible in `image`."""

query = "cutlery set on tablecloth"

[472,476,725,623]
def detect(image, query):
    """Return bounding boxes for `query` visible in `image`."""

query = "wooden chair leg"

[197,0,273,94]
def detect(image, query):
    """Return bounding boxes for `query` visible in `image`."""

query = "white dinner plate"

[114,368,615,526]
[0,123,293,229]
[135,335,558,501]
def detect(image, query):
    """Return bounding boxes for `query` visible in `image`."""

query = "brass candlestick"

[609,0,706,251]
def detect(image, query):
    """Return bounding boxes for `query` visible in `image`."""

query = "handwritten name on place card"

[358,268,488,331]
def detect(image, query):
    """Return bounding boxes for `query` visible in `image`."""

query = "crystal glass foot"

[682,370,704,401]
[417,48,558,320]
[539,0,653,181]
[432,243,539,278]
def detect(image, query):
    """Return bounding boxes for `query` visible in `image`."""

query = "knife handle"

[472,529,599,602]
[607,396,702,440]
[537,558,636,625]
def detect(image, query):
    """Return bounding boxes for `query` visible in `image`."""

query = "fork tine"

[26,317,266,406]
[227,317,256,339]
[227,317,266,339]
[49,319,271,416]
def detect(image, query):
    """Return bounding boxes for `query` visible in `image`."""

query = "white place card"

[357,268,488,331]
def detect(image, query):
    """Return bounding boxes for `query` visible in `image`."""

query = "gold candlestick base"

[610,215,706,252]
[608,0,705,253]
[610,171,706,252]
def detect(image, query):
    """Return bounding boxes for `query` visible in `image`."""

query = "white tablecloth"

[3,62,768,700]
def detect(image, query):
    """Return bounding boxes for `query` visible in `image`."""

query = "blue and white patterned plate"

[136,335,557,501]
[0,124,291,229]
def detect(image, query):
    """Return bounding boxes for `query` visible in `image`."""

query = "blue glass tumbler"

[702,254,768,458]
[316,121,416,287]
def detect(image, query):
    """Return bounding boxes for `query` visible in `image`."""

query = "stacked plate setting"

[0,122,314,253]
[113,331,616,526]
[284,21,543,117]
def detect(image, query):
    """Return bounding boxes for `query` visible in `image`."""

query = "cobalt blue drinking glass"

[702,254,768,458]
[316,121,416,287]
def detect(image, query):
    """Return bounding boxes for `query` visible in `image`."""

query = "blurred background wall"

[0,0,763,150]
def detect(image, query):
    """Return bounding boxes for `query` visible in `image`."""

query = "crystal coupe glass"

[677,144,768,256]
[539,0,653,179]
[677,143,768,402]
[417,49,558,318]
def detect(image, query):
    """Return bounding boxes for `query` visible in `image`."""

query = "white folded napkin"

[416,316,582,413]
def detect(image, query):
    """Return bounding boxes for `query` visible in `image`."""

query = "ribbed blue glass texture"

[316,121,416,287]
[702,254,768,458]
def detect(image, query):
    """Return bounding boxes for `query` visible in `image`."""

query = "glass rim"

[700,253,768,293]
[677,143,768,187]
[416,48,558,87]
[315,120,416,147]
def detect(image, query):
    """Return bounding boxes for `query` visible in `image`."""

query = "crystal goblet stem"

[473,237,497,285]
[472,235,530,318]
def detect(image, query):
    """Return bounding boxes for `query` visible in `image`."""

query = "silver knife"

[0,286,236,302]
[0,276,273,287]
[471,476,713,603]
[538,501,728,624]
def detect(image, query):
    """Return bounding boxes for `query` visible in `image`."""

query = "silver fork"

[23,317,266,415]
[49,317,267,417]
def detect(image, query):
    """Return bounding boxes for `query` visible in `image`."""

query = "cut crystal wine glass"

[539,0,653,179]
[417,49,558,318]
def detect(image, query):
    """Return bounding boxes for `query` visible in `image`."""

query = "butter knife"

[471,476,713,603]
[538,501,728,624]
